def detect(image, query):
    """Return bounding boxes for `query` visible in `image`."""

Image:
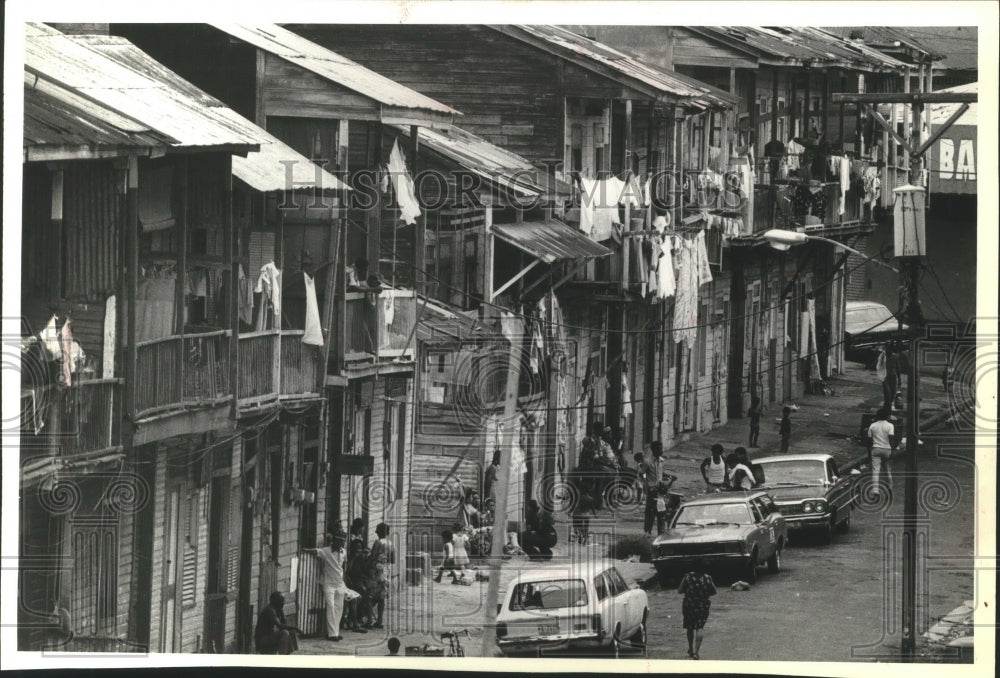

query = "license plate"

[538,623,558,635]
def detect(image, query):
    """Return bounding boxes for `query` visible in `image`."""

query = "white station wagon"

[495,560,648,656]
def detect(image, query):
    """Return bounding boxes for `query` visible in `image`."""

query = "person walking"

[878,343,900,415]
[368,522,395,630]
[643,442,671,536]
[867,408,897,497]
[254,591,301,654]
[678,558,717,660]
[747,396,763,447]
[569,464,597,545]
[483,450,501,504]
[305,532,348,641]
[700,444,727,492]
[779,406,792,454]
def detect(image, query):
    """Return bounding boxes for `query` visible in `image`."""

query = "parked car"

[753,453,859,543]
[651,491,786,584]
[844,301,910,368]
[495,560,648,657]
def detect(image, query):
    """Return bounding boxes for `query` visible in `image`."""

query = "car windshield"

[674,502,753,526]
[758,460,827,485]
[846,305,894,332]
[508,579,588,611]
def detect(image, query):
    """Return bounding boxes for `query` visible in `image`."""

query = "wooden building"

[577,25,912,413]
[19,24,342,653]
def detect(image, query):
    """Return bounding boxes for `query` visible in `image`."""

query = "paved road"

[639,431,976,663]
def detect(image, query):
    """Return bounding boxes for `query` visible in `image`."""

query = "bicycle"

[440,629,470,657]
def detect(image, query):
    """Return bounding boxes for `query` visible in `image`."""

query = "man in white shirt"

[867,408,897,497]
[305,532,348,641]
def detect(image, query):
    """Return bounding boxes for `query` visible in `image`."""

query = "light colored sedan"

[495,560,648,657]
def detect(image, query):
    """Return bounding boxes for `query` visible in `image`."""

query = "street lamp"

[761,229,899,273]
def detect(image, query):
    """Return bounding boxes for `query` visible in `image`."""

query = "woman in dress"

[678,558,717,659]
[368,522,395,629]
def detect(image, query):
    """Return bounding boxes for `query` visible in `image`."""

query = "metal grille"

[295,552,324,636]
[69,522,118,637]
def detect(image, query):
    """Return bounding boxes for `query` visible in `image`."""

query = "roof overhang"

[491,219,612,264]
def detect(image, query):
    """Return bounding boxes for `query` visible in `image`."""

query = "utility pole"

[832,89,975,661]
[481,316,523,657]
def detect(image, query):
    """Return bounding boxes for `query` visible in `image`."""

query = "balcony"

[752,182,863,234]
[344,290,417,363]
[134,329,322,419]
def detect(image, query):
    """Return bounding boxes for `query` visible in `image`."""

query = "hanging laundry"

[60,318,74,387]
[695,231,714,286]
[643,176,652,206]
[673,239,699,345]
[302,272,324,346]
[620,174,643,208]
[388,138,421,226]
[657,237,676,299]
[103,295,116,379]
[807,298,823,379]
[256,262,282,330]
[238,265,254,325]
[621,370,633,419]
[529,316,544,375]
[500,311,522,343]
[785,140,806,172]
[578,176,596,238]
[382,290,396,329]
[646,237,658,298]
[839,156,851,216]
[862,166,881,206]
[40,315,61,361]
[550,293,565,349]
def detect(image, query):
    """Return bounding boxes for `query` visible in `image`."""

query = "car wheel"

[628,611,648,656]
[767,541,782,574]
[819,522,833,545]
[744,550,758,584]
[837,509,852,534]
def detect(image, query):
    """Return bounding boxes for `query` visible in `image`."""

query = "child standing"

[432,530,458,583]
[633,452,647,502]
[779,406,792,454]
[747,396,763,447]
[450,523,471,584]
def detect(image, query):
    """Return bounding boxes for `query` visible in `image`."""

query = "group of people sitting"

[254,520,397,653]
[699,444,758,492]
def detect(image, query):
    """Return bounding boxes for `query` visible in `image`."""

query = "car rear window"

[846,305,893,331]
[509,579,589,611]
[758,459,827,485]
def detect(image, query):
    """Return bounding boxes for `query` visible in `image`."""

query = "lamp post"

[761,229,899,273]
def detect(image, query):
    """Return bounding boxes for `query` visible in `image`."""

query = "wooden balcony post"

[622,99,632,290]
[126,154,139,424]
[225,154,239,416]
[176,156,188,398]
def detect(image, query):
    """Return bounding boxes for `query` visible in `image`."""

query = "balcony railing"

[345,290,417,362]
[134,329,321,419]
[19,378,121,466]
[751,182,864,234]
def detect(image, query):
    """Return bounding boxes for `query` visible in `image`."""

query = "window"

[606,568,629,596]
[509,580,589,611]
[594,574,608,602]
[826,459,839,481]
[752,497,771,518]
[762,496,779,516]
[749,501,763,523]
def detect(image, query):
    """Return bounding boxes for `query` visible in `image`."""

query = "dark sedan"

[844,301,911,368]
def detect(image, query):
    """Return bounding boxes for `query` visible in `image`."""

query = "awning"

[491,220,612,263]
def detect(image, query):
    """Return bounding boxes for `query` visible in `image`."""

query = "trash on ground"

[730,581,751,591]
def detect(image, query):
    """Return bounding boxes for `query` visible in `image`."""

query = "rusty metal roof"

[824,26,976,72]
[491,219,612,264]
[690,27,909,71]
[494,25,736,109]
[23,75,177,159]
[25,24,266,152]
[392,124,571,201]
[211,23,460,124]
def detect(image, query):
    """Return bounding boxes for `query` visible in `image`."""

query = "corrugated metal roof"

[228,114,350,193]
[211,23,460,118]
[24,76,176,155]
[822,27,944,62]
[416,298,496,346]
[692,27,909,71]
[824,27,977,71]
[499,25,735,108]
[491,219,612,264]
[25,24,266,151]
[392,124,571,200]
